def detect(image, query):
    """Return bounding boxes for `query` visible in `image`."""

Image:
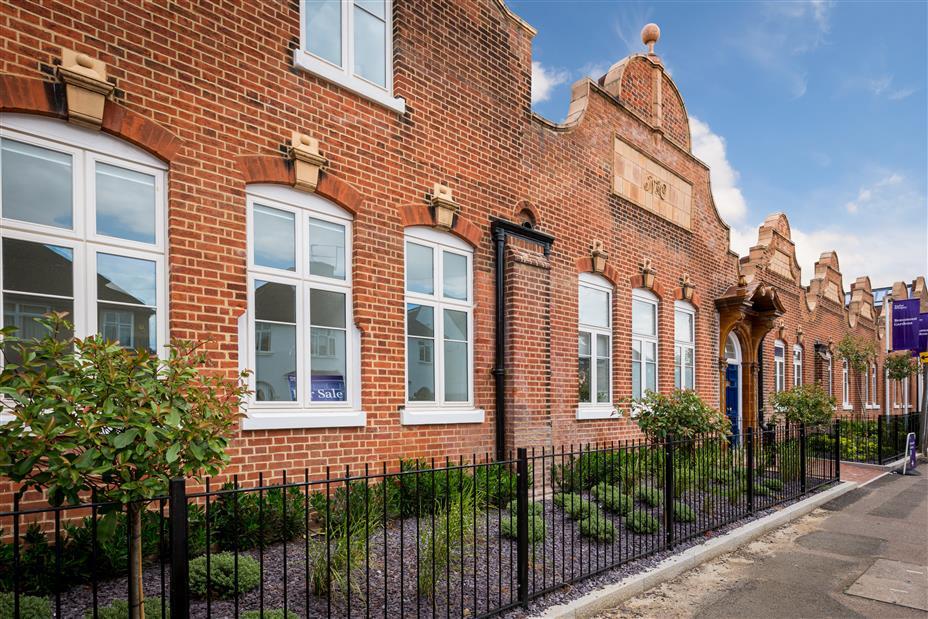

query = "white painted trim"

[400,408,485,425]
[241,409,366,430]
[579,275,613,406]
[726,332,743,432]
[576,406,617,420]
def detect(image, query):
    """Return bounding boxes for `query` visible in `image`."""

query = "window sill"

[400,408,485,426]
[292,51,406,115]
[576,406,618,420]
[842,404,853,410]
[241,409,366,430]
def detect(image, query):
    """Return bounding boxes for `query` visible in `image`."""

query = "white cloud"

[844,173,903,213]
[531,61,569,104]
[689,116,749,225]
[579,61,610,80]
[844,74,917,101]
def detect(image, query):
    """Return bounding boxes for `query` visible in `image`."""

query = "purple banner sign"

[892,298,920,352]
[918,312,928,354]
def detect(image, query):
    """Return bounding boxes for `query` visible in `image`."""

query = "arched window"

[842,360,851,408]
[578,273,612,418]
[674,301,695,390]
[793,345,803,387]
[403,227,480,425]
[0,114,167,359]
[243,184,361,429]
[773,340,786,393]
[632,288,658,399]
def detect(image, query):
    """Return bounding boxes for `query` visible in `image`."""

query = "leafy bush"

[308,514,369,598]
[505,499,543,515]
[775,440,802,481]
[188,553,260,599]
[626,510,659,534]
[310,479,398,533]
[418,491,476,598]
[627,390,730,440]
[761,478,784,492]
[500,513,547,544]
[553,493,593,520]
[712,485,744,505]
[634,486,661,508]
[579,510,615,542]
[0,524,56,595]
[673,466,703,497]
[551,450,624,492]
[591,483,632,515]
[242,610,298,619]
[769,384,836,426]
[672,501,696,523]
[88,597,167,619]
[885,351,918,381]
[211,485,306,551]
[0,592,51,619]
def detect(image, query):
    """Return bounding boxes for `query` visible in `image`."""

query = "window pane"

[255,322,297,402]
[644,341,656,363]
[444,309,467,341]
[774,344,784,359]
[306,0,341,66]
[1,139,72,229]
[675,310,693,343]
[685,346,694,367]
[684,365,694,389]
[579,356,591,403]
[308,218,346,279]
[444,340,468,402]
[3,293,73,362]
[98,303,155,351]
[310,289,346,329]
[407,337,434,401]
[579,285,609,328]
[645,362,656,392]
[254,280,296,324]
[442,251,467,300]
[632,339,641,361]
[97,254,156,307]
[674,360,681,389]
[596,357,610,403]
[579,332,591,357]
[405,242,433,294]
[355,0,385,19]
[406,303,433,337]
[310,327,347,402]
[632,361,641,400]
[254,204,295,271]
[596,334,610,358]
[353,3,386,86]
[96,162,156,243]
[632,299,655,336]
[3,239,73,297]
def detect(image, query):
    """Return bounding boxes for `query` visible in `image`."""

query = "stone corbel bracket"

[289,132,328,192]
[590,240,608,273]
[430,183,460,230]
[57,48,115,128]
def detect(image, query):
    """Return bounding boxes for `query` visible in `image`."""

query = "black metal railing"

[822,412,920,464]
[0,425,839,618]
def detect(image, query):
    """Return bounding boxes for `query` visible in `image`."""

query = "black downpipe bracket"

[491,218,554,462]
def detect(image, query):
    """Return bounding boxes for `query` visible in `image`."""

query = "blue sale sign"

[311,374,347,402]
[903,432,917,474]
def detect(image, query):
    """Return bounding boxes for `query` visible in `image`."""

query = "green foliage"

[836,334,876,373]
[0,314,249,507]
[673,465,703,497]
[0,592,51,619]
[627,390,730,440]
[626,510,659,534]
[500,512,547,544]
[672,501,696,523]
[242,610,298,619]
[505,499,543,515]
[86,597,167,619]
[189,553,260,599]
[591,483,632,515]
[712,484,744,505]
[579,510,615,542]
[550,450,624,492]
[399,460,516,514]
[761,478,784,492]
[553,493,593,520]
[775,440,802,481]
[769,384,836,426]
[418,490,476,598]
[885,352,918,381]
[307,511,370,598]
[211,485,306,551]
[310,479,400,532]
[634,485,661,508]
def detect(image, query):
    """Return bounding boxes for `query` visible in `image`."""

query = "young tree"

[627,389,731,440]
[769,383,836,426]
[836,334,876,417]
[0,314,249,619]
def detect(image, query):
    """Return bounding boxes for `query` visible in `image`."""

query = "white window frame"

[826,354,833,398]
[241,184,363,430]
[673,300,695,391]
[773,340,786,394]
[0,114,168,361]
[401,226,482,425]
[295,0,406,114]
[577,273,613,420]
[631,288,659,400]
[863,362,870,408]
[842,359,851,409]
[869,363,879,408]
[793,344,803,387]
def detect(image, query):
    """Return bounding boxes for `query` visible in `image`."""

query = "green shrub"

[419,491,476,598]
[579,510,615,542]
[242,610,298,619]
[634,486,661,508]
[775,441,802,482]
[762,478,784,492]
[627,389,730,440]
[673,466,703,497]
[310,479,398,533]
[86,597,167,619]
[591,483,632,515]
[0,592,51,619]
[551,451,624,492]
[553,493,593,520]
[769,383,836,426]
[753,482,771,497]
[712,485,744,505]
[211,485,306,551]
[672,501,696,523]
[189,553,260,599]
[308,514,369,598]
[506,499,543,515]
[500,513,547,544]
[626,510,659,534]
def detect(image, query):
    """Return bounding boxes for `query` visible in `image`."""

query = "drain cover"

[846,559,928,611]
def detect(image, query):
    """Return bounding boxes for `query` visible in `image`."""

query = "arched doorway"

[724,332,743,439]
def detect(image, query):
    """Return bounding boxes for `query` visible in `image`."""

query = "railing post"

[877,414,884,465]
[516,447,529,607]
[663,435,674,549]
[169,478,189,619]
[833,418,841,481]
[746,427,755,513]
[799,423,807,494]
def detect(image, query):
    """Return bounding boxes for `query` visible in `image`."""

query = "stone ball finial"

[641,23,660,54]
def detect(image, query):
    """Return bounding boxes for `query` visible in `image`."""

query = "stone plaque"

[613,137,693,230]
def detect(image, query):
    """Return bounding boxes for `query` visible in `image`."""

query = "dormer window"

[296,1,405,114]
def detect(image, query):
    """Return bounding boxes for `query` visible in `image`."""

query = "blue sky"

[512,0,927,289]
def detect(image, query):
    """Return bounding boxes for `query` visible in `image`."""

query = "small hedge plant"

[591,483,633,515]
[242,610,299,619]
[506,499,544,515]
[553,493,593,520]
[88,598,167,619]
[189,553,261,599]
[626,510,659,534]
[672,501,696,523]
[762,478,784,492]
[634,486,662,508]
[0,592,51,619]
[500,513,547,544]
[211,485,306,551]
[579,510,616,542]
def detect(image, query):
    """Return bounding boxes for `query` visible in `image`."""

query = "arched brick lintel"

[237,155,364,217]
[575,256,621,288]
[629,273,666,300]
[673,288,702,309]
[0,75,181,162]
[399,203,482,248]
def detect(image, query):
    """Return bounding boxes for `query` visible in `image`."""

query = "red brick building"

[0,1,923,480]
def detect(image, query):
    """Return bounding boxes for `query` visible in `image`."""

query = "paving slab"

[845,559,928,612]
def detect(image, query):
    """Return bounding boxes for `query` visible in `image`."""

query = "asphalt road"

[596,468,928,618]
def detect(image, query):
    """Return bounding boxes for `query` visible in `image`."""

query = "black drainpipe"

[490,218,554,461]
[756,333,767,427]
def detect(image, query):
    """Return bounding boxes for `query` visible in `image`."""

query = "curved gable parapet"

[808,251,846,314]
[741,212,801,284]
[848,276,876,328]
[492,0,537,37]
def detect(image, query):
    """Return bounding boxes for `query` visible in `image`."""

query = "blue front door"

[725,363,740,443]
